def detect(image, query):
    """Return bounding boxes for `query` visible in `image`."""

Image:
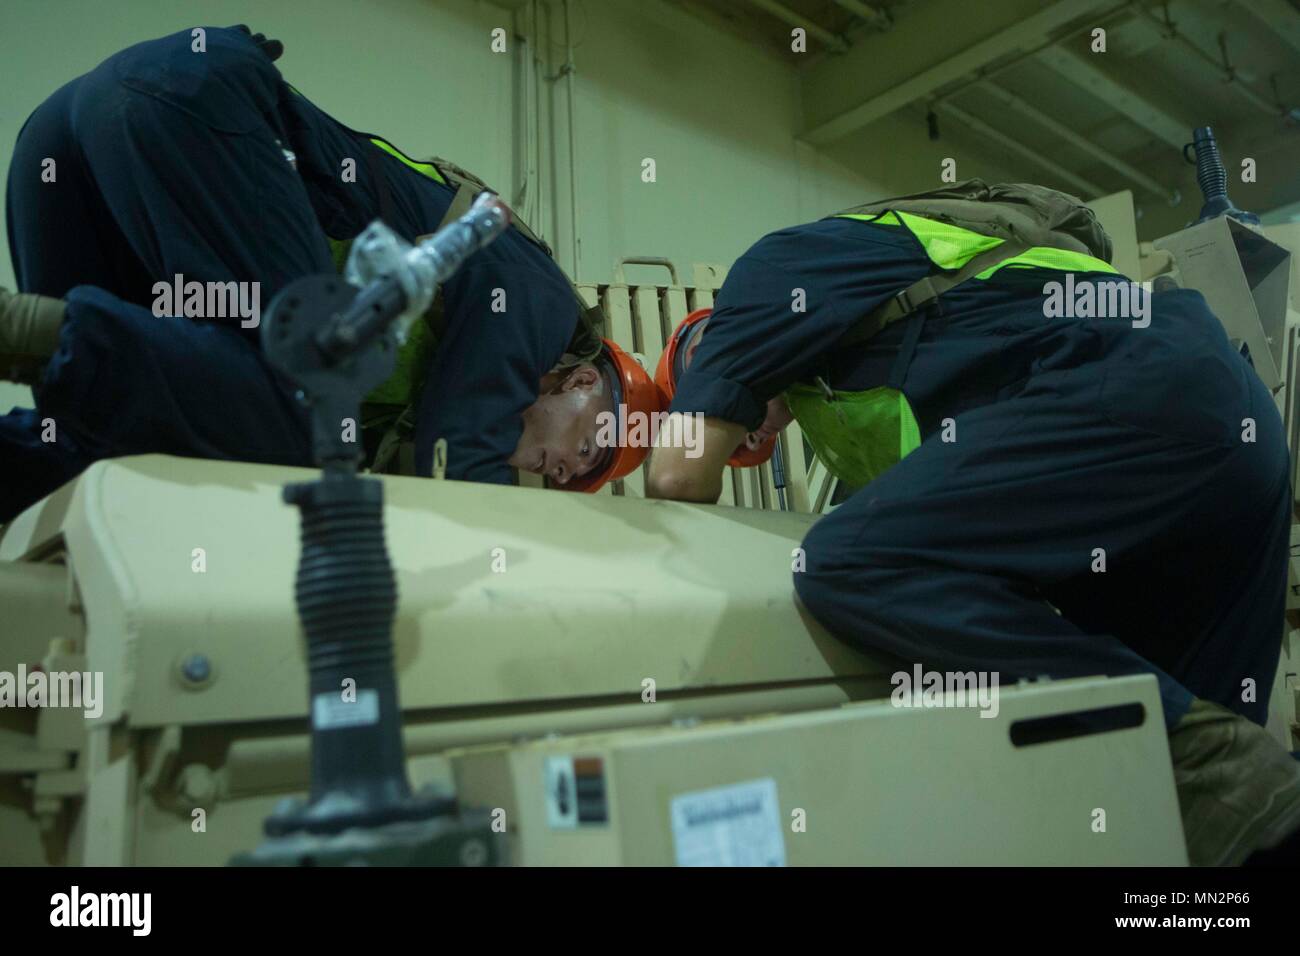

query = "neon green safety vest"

[285,77,448,419]
[783,211,1118,490]
[318,138,450,466]
[333,139,447,410]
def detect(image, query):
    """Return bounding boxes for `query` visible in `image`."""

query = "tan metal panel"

[455,674,1185,865]
[692,264,727,291]
[748,467,766,511]
[662,287,688,329]
[633,286,666,357]
[732,470,749,508]
[687,289,714,312]
[576,284,600,309]
[602,284,635,353]
[810,456,838,515]
[759,459,778,511]
[780,426,812,514]
[11,455,886,730]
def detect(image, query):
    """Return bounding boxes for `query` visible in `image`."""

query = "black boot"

[1170,698,1300,865]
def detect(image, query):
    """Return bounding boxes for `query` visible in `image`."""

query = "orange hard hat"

[654,308,777,468]
[562,338,667,493]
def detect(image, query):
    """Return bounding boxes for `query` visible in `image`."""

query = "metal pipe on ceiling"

[743,0,851,52]
[829,0,892,30]
[929,1,1131,108]
[1132,0,1287,118]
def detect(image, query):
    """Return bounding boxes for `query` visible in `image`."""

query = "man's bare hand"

[647,414,748,502]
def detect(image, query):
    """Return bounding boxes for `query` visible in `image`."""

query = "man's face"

[510,365,612,486]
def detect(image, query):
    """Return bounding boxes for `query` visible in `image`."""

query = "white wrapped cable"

[339,192,511,347]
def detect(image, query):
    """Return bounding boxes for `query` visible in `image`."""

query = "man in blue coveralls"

[646,197,1300,865]
[0,25,656,521]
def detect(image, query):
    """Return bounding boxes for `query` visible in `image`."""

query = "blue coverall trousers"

[1,26,457,519]
[794,293,1291,730]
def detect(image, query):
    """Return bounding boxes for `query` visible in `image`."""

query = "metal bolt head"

[180,654,211,684]
[459,838,489,867]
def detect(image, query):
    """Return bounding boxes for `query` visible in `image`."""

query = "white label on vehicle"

[670,777,786,867]
[312,689,379,730]
[544,755,578,829]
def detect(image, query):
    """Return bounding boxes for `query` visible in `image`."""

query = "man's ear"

[561,364,601,392]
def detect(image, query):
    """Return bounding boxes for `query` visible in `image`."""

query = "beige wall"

[0,0,1019,411]
[0,0,515,292]
[0,0,1004,286]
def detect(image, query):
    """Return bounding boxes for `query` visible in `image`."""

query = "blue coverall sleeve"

[413,256,576,482]
[669,222,930,429]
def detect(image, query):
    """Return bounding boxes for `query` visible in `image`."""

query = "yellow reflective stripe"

[896,210,1003,270]
[837,211,1117,278]
[838,210,1001,269]
[974,247,1117,278]
[368,138,448,184]
[899,394,921,459]
[281,85,448,186]
[839,210,903,226]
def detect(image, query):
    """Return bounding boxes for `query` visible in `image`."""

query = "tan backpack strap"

[436,181,479,229]
[367,404,419,475]
[839,240,1030,346]
[423,157,606,364]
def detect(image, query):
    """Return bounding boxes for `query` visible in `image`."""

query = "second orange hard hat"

[654,308,777,469]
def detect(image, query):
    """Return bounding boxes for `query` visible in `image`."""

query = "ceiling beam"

[1130,1,1284,118]
[1235,0,1300,58]
[939,102,1106,198]
[829,0,891,30]
[743,0,850,53]
[801,0,1113,145]
[980,82,1179,203]
[1035,46,1191,149]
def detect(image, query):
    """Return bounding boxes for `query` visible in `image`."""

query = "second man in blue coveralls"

[647,196,1300,866]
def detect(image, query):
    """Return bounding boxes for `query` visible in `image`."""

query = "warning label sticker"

[670,777,786,867]
[544,755,609,828]
[311,689,379,731]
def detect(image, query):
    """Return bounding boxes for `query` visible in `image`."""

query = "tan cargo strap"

[429,159,603,364]
[366,154,607,476]
[839,240,1030,346]
[368,403,418,475]
[431,438,448,480]
[438,181,479,229]
[430,157,552,254]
